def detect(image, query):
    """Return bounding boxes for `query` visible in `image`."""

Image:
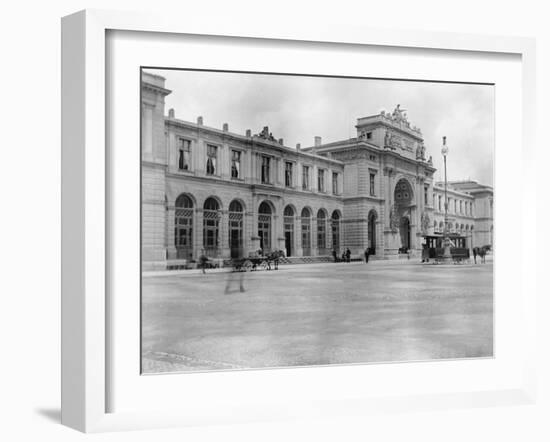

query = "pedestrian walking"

[364,247,370,263]
[332,249,338,262]
[199,251,208,274]
[346,248,351,263]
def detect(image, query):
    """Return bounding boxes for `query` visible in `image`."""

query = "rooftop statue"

[391,104,408,123]
[255,126,277,142]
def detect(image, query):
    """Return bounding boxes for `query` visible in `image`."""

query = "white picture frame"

[61,9,537,433]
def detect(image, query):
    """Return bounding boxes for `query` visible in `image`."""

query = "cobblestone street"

[142,260,493,373]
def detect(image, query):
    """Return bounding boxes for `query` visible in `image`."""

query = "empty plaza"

[141,260,493,373]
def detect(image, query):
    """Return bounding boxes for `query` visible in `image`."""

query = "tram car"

[422,234,470,263]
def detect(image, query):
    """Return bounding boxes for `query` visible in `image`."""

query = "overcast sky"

[147,69,494,185]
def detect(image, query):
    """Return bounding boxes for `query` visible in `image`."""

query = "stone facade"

[141,73,494,270]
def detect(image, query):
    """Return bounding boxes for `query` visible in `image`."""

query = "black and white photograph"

[141,68,494,374]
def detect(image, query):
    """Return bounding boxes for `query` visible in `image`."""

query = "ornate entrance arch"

[399,216,411,250]
[392,178,414,250]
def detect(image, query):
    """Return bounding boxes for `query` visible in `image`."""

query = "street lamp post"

[441,136,452,263]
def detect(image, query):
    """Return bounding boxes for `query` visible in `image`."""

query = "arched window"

[283,205,295,257]
[228,200,244,258]
[301,207,312,256]
[203,197,220,256]
[258,201,273,253]
[317,209,327,254]
[175,194,194,259]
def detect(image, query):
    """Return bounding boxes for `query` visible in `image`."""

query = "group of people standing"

[332,248,372,263]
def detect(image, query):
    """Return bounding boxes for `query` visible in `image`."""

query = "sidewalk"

[142,254,493,278]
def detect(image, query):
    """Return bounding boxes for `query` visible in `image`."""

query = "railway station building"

[141,72,493,270]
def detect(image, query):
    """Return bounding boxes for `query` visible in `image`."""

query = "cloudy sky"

[146,69,494,185]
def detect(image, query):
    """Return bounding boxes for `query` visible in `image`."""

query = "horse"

[266,250,285,270]
[473,245,491,264]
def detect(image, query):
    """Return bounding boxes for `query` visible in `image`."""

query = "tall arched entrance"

[331,210,341,252]
[203,197,221,257]
[367,210,377,254]
[317,209,327,255]
[399,216,411,250]
[394,178,414,251]
[283,205,294,257]
[301,207,312,256]
[175,194,194,259]
[258,201,273,253]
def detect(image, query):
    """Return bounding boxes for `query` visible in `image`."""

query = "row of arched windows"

[173,193,343,259]
[433,220,475,234]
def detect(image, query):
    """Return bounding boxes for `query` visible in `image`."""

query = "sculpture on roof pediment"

[427,155,433,165]
[391,104,408,124]
[255,126,276,142]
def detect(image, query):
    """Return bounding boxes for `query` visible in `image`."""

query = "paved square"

[142,261,493,373]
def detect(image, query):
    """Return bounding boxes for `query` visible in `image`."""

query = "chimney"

[223,123,229,132]
[197,116,203,125]
[296,143,301,151]
[278,138,284,145]
[168,108,175,118]
[314,136,322,147]
[246,129,252,137]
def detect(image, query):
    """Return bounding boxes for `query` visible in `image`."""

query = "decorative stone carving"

[421,211,431,235]
[389,204,400,233]
[416,142,426,160]
[384,129,402,150]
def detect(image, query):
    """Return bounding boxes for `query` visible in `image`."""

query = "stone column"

[220,210,230,258]
[166,205,177,260]
[295,216,303,257]
[326,217,333,253]
[193,208,203,261]
[311,217,318,256]
[244,212,254,257]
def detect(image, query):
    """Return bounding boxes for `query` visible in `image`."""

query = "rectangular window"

[424,185,429,205]
[366,132,373,140]
[178,139,191,170]
[206,144,217,175]
[285,162,293,187]
[318,169,325,192]
[332,172,338,194]
[369,173,375,196]
[302,166,309,190]
[261,156,271,184]
[438,195,442,211]
[231,150,241,179]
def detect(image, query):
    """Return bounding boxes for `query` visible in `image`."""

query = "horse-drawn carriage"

[423,234,470,263]
[229,250,285,272]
